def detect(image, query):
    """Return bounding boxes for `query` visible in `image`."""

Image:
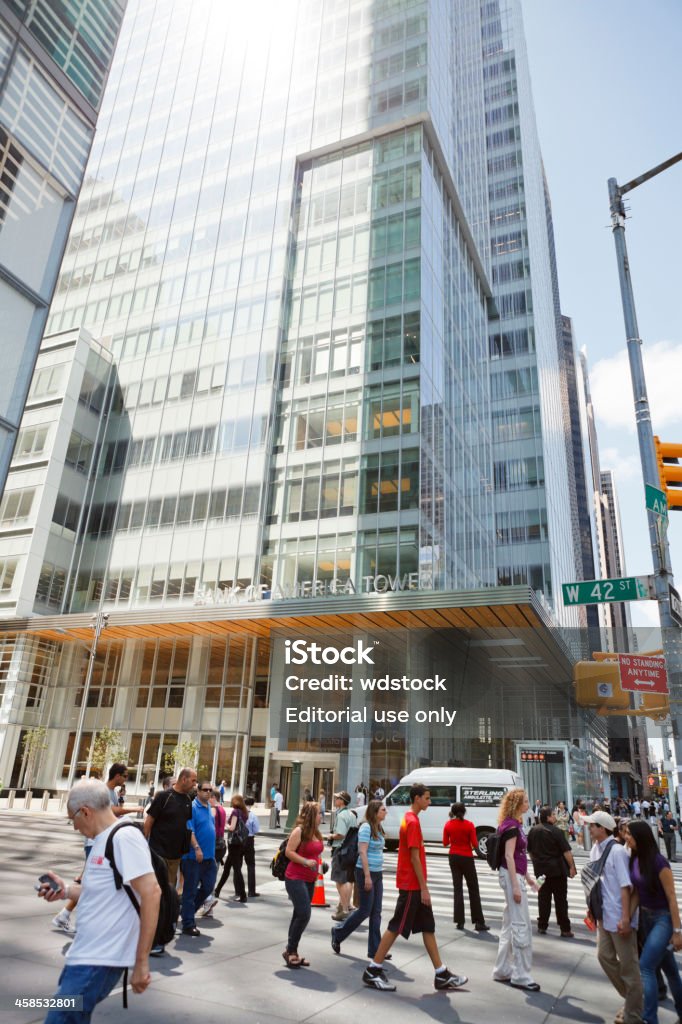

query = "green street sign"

[645,484,668,521]
[562,576,651,606]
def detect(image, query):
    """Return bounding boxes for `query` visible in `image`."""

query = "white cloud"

[599,447,641,483]
[590,340,682,433]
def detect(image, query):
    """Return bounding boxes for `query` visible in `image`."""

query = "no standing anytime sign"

[618,654,669,695]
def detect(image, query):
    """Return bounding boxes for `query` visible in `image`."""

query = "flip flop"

[282,951,302,968]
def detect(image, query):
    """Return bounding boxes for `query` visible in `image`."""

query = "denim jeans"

[334,869,384,957]
[44,964,123,1024]
[181,856,217,928]
[284,879,314,953]
[639,908,682,1024]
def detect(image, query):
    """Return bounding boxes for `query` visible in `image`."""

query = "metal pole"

[66,612,109,790]
[608,170,682,815]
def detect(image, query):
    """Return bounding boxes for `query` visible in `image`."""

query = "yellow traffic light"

[573,661,630,709]
[654,436,682,511]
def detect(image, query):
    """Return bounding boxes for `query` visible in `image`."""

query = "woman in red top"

[283,802,325,968]
[442,802,489,931]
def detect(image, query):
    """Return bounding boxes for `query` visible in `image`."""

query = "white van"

[383,767,523,854]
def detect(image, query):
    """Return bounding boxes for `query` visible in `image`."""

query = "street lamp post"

[66,611,109,790]
[608,153,682,814]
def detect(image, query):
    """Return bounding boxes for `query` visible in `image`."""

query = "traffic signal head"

[654,436,682,511]
[573,661,629,709]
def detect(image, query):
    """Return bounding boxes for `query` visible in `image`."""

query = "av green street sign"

[562,576,652,607]
[645,484,668,521]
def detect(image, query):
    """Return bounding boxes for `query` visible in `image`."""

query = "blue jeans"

[181,856,217,928]
[640,908,682,1024]
[334,869,384,957]
[284,879,314,953]
[44,965,123,1024]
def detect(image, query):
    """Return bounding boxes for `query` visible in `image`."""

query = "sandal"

[282,950,302,969]
[297,956,310,967]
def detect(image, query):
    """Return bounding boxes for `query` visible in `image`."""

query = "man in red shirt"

[362,783,469,993]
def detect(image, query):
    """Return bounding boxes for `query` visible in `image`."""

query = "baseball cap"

[334,790,351,805]
[584,811,617,831]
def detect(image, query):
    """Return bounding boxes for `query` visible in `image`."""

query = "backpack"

[337,824,359,869]
[227,815,249,847]
[270,838,290,880]
[105,820,179,949]
[486,826,516,870]
[580,838,616,922]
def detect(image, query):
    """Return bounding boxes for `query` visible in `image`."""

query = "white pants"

[493,870,535,986]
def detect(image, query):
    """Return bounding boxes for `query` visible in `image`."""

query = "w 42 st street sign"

[562,576,652,607]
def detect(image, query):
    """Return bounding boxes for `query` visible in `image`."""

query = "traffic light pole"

[608,153,682,813]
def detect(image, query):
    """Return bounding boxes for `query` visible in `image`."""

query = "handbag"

[215,836,227,863]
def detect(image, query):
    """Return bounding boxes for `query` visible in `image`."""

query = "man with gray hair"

[38,779,160,1023]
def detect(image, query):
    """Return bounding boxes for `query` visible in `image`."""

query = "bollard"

[269,806,277,828]
[25,790,33,810]
[41,790,50,811]
[59,791,67,812]
[7,789,15,808]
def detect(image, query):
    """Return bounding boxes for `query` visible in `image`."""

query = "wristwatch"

[673,928,682,934]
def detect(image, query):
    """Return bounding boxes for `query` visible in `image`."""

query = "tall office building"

[0,0,126,495]
[481,2,581,625]
[0,0,606,804]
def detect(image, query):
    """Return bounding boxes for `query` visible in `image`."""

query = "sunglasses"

[199,787,212,792]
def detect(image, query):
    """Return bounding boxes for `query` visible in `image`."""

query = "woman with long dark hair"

[331,799,387,957]
[442,802,488,931]
[282,801,324,967]
[215,793,248,902]
[626,820,682,1024]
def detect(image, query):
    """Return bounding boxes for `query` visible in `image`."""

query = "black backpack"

[105,820,179,948]
[580,838,616,922]
[270,838,290,880]
[486,826,516,870]
[228,816,249,847]
[337,813,359,869]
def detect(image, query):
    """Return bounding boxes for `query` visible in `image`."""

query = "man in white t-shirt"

[585,811,643,1024]
[38,779,160,1023]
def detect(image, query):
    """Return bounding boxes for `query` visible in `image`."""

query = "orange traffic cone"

[311,857,329,908]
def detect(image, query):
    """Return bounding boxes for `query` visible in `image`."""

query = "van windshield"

[386,785,458,807]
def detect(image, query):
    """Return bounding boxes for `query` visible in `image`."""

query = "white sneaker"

[199,898,218,918]
[52,912,75,935]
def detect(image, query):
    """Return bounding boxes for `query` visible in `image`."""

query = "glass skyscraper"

[481,1,583,626]
[0,0,126,495]
[0,0,605,803]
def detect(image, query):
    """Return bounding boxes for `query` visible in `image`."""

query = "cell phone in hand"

[35,874,62,893]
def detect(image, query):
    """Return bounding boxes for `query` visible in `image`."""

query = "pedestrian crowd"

[36,771,682,1023]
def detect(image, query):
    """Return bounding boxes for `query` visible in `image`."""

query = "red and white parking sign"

[618,654,668,694]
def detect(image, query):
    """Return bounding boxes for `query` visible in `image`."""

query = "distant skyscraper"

[0,0,125,494]
[481,0,580,624]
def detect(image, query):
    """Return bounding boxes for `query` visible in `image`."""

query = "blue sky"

[522,0,682,626]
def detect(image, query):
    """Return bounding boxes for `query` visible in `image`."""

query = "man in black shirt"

[143,766,197,955]
[527,806,577,938]
[658,810,679,861]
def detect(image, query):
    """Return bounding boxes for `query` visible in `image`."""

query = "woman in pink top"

[283,802,324,967]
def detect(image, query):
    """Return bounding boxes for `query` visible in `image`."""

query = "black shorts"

[387,889,435,938]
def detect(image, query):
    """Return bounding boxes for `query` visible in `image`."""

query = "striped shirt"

[356,821,384,872]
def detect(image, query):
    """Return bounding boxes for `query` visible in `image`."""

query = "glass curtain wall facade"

[481,0,579,624]
[42,0,495,611]
[0,0,125,495]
